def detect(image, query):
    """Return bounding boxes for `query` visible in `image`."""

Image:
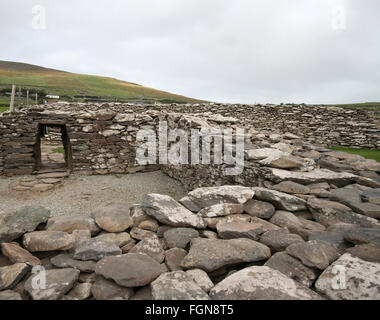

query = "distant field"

[0,60,205,104]
[330,147,380,163]
[324,102,380,113]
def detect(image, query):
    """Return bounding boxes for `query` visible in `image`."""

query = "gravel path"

[0,171,188,217]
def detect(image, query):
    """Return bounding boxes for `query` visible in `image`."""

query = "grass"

[330,147,380,163]
[0,106,8,113]
[0,60,206,103]
[52,147,65,155]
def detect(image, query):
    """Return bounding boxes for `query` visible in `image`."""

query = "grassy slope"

[0,60,205,103]
[330,147,380,163]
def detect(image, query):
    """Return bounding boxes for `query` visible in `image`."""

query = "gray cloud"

[0,0,379,103]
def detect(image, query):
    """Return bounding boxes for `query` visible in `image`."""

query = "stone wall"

[0,102,379,177]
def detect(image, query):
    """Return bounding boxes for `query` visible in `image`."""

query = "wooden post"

[9,85,16,112]
[27,90,29,106]
[35,93,38,105]
[18,86,21,106]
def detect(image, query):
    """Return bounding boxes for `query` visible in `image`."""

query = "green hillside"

[0,60,205,106]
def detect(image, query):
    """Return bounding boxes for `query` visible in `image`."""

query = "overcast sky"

[0,0,379,104]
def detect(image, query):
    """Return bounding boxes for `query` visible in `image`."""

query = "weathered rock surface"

[244,199,275,219]
[142,194,206,229]
[151,271,210,300]
[0,290,22,300]
[272,181,310,195]
[92,232,132,247]
[0,263,30,290]
[163,228,199,249]
[260,229,304,252]
[165,248,187,271]
[67,282,92,300]
[181,238,271,272]
[315,253,380,300]
[73,240,121,261]
[22,231,76,252]
[129,234,165,263]
[92,203,133,233]
[199,203,244,218]
[51,253,96,272]
[180,186,255,212]
[1,242,41,266]
[91,277,133,300]
[253,187,307,212]
[24,268,80,300]
[344,228,380,246]
[216,222,263,240]
[286,240,339,270]
[0,206,51,243]
[186,269,214,293]
[346,244,380,263]
[265,252,320,287]
[209,266,323,300]
[95,253,165,287]
[46,215,100,235]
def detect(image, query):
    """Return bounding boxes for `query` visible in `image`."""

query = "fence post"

[27,90,29,106]
[35,93,38,105]
[18,86,21,107]
[9,85,16,113]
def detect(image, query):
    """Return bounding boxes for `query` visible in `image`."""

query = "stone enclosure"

[0,102,380,300]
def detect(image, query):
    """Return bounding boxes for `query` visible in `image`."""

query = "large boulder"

[253,188,306,212]
[142,194,206,229]
[24,268,80,300]
[179,186,255,212]
[95,253,165,287]
[0,206,51,243]
[315,253,380,300]
[181,238,271,272]
[91,203,133,233]
[151,271,210,300]
[22,231,76,252]
[209,266,323,300]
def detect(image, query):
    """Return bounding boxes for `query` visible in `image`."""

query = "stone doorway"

[34,123,73,172]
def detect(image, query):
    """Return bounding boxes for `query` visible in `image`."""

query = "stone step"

[36,172,70,179]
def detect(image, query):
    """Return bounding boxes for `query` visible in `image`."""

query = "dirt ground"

[0,171,188,217]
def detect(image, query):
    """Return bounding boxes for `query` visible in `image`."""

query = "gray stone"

[344,228,380,246]
[329,188,362,206]
[216,222,263,240]
[151,271,210,300]
[269,211,308,238]
[0,206,51,243]
[51,253,96,272]
[92,232,132,247]
[286,240,339,270]
[209,266,323,300]
[95,253,165,287]
[362,188,380,205]
[91,277,133,300]
[265,252,319,287]
[73,240,121,261]
[272,181,310,195]
[346,244,380,263]
[309,231,351,254]
[181,238,271,272]
[24,268,80,300]
[253,187,307,212]
[198,203,244,218]
[142,194,206,229]
[163,228,199,249]
[244,199,275,219]
[348,202,380,219]
[67,282,92,300]
[204,214,251,230]
[260,229,304,252]
[250,217,281,233]
[315,253,380,300]
[1,242,41,266]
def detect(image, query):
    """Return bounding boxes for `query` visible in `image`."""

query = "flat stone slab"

[46,215,100,235]
[22,231,76,252]
[51,253,97,272]
[91,277,133,300]
[91,202,133,233]
[0,263,30,290]
[73,239,121,261]
[1,242,41,266]
[315,253,380,300]
[209,266,323,300]
[216,222,263,240]
[181,238,271,272]
[95,253,165,287]
[36,172,69,179]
